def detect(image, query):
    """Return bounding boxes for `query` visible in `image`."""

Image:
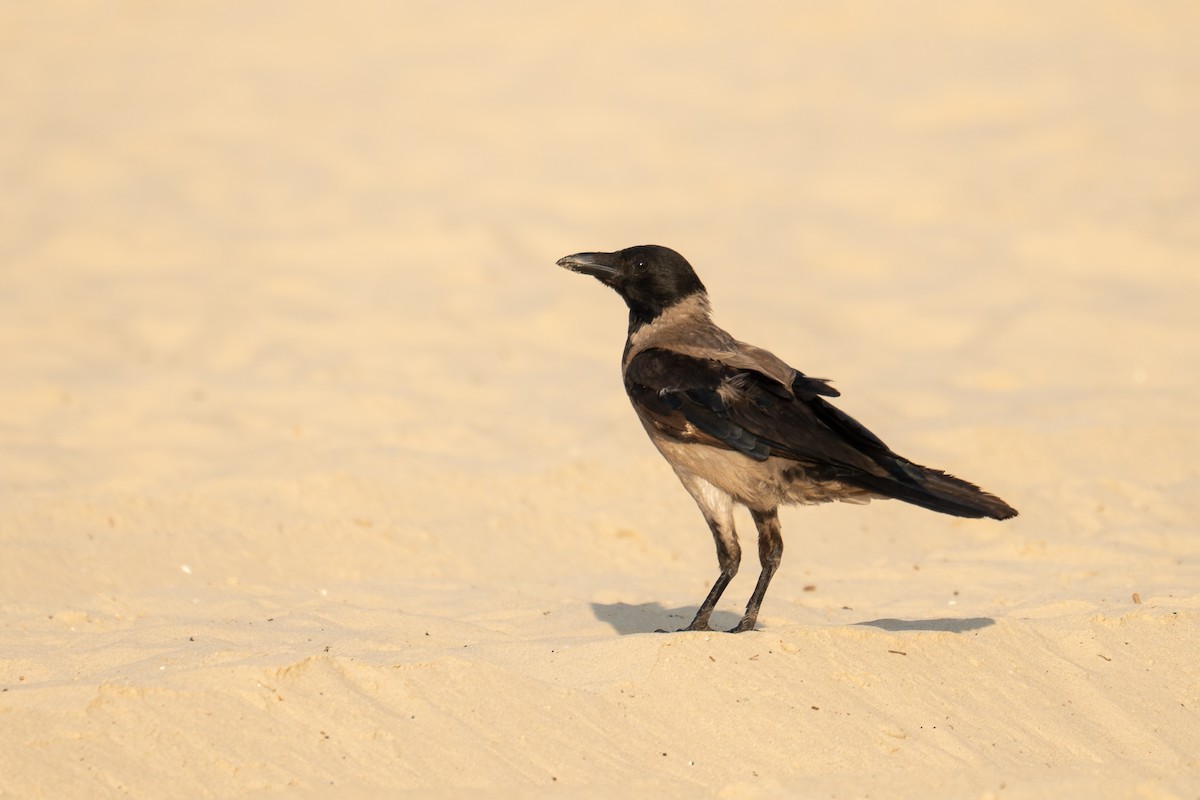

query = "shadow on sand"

[590,602,996,635]
[854,617,995,633]
[590,601,743,635]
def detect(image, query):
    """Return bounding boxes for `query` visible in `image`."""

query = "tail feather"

[803,396,1015,519]
[848,462,1018,520]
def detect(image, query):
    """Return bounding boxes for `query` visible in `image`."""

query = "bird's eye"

[634,261,646,271]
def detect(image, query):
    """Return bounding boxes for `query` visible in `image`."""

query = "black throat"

[626,307,655,339]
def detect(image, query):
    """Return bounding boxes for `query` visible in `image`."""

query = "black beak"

[556,251,621,285]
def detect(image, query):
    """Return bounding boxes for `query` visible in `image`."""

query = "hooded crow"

[557,244,1017,633]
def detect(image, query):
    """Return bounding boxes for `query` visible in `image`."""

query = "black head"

[556,245,706,324]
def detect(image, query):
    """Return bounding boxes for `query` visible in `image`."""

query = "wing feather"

[623,345,1016,520]
[624,347,886,476]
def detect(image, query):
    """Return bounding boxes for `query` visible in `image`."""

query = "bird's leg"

[729,508,783,633]
[682,512,740,631]
[672,475,739,632]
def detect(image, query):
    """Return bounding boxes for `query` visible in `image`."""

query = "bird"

[557,244,1017,633]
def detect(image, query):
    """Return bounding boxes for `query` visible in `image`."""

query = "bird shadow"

[854,617,995,633]
[590,602,996,635]
[590,602,742,635]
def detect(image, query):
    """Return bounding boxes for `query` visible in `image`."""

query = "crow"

[557,244,1017,633]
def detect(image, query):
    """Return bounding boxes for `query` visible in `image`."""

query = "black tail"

[802,396,1016,520]
[848,461,1018,520]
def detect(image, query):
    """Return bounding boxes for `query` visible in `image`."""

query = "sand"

[2,2,1198,797]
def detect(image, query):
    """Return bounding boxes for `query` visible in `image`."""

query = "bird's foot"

[726,617,758,634]
[656,616,715,633]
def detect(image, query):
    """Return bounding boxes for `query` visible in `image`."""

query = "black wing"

[624,347,890,477]
[624,347,1018,520]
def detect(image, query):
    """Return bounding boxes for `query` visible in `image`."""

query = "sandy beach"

[2,2,1198,797]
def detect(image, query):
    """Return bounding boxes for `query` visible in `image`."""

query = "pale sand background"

[2,2,1198,797]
